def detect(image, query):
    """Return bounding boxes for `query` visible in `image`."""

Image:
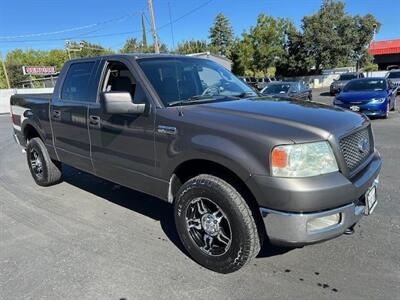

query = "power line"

[0,0,214,45]
[0,11,142,40]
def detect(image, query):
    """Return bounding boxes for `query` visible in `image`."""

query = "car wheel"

[26,137,62,186]
[174,174,261,273]
[308,94,312,101]
[383,103,389,119]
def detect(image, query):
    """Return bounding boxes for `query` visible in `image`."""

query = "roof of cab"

[67,53,199,63]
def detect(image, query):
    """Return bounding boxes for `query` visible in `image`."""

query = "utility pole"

[147,0,160,53]
[0,50,11,89]
[141,12,148,49]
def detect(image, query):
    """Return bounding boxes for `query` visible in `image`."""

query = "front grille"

[339,127,373,173]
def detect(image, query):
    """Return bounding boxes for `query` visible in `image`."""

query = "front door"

[51,60,98,172]
[88,59,157,196]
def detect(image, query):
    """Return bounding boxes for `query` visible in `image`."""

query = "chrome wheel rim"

[185,197,232,256]
[30,149,43,178]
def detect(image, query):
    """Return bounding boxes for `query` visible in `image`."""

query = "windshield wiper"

[168,95,217,107]
[232,91,259,98]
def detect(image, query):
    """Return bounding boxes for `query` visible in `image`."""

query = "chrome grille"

[339,127,372,173]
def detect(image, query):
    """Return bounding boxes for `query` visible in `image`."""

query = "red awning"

[369,39,400,56]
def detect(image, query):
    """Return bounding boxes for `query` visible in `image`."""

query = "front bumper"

[260,200,367,247]
[248,150,381,246]
[335,102,387,117]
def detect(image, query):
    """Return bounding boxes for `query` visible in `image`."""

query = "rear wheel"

[26,137,62,186]
[174,174,261,273]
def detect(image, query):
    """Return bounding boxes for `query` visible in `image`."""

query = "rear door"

[51,60,99,172]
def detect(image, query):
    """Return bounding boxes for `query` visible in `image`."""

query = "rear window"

[61,62,95,102]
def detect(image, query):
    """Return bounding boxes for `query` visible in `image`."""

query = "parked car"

[330,72,365,95]
[238,76,258,89]
[10,54,381,273]
[386,69,400,93]
[256,77,274,90]
[333,77,397,118]
[261,81,312,101]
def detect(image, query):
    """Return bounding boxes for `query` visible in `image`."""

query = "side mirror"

[100,91,146,114]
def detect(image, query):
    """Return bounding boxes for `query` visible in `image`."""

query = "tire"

[174,174,261,273]
[308,93,312,101]
[383,103,389,119]
[26,137,62,186]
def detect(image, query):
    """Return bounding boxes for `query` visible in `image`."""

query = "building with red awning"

[368,39,400,70]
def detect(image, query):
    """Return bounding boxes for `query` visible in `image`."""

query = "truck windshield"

[137,57,257,106]
[343,79,386,92]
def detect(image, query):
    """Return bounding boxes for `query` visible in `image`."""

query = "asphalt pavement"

[0,90,399,299]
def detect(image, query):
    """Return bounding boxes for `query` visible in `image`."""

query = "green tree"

[276,21,314,76]
[209,13,234,57]
[176,40,209,54]
[120,38,142,53]
[302,0,379,72]
[232,13,287,76]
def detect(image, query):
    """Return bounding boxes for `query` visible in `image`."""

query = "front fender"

[163,134,267,182]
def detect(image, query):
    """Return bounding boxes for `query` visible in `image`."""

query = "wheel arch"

[169,159,266,242]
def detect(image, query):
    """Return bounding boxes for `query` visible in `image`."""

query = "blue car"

[333,77,397,119]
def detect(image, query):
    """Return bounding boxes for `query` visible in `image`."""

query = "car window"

[388,71,400,79]
[291,83,300,92]
[61,62,95,102]
[339,74,357,81]
[262,84,291,94]
[300,83,307,91]
[102,61,145,104]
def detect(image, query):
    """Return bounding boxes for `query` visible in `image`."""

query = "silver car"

[386,69,400,94]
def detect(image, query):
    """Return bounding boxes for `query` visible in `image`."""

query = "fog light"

[307,213,341,232]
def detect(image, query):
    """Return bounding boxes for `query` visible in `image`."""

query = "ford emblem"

[358,138,369,153]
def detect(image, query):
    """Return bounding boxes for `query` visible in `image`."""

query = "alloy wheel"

[185,197,232,256]
[30,148,43,178]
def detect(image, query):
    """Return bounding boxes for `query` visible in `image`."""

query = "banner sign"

[22,66,57,75]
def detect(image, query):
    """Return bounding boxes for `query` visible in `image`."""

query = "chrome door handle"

[157,125,177,135]
[89,115,100,127]
[52,110,61,119]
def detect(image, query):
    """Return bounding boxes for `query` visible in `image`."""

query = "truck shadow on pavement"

[62,164,291,260]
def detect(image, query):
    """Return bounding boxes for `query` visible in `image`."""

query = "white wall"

[0,88,53,114]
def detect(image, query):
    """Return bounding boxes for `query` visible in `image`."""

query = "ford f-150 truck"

[10,54,381,273]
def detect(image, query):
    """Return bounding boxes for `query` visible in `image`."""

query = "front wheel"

[174,174,261,273]
[26,137,62,186]
[383,103,390,119]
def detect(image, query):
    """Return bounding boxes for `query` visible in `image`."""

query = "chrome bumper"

[260,203,365,246]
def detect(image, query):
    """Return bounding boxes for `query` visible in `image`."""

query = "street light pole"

[0,50,11,89]
[147,0,160,53]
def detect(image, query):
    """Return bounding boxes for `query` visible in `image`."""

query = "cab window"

[61,62,95,102]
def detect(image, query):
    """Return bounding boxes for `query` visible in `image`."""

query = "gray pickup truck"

[10,54,381,273]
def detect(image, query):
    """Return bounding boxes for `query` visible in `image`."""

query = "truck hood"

[187,97,368,143]
[337,90,387,102]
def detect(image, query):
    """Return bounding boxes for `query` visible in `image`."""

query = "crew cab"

[10,54,381,273]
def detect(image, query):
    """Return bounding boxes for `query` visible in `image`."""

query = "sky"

[0,0,399,54]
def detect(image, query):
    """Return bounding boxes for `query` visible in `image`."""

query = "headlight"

[271,141,338,177]
[369,98,385,104]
